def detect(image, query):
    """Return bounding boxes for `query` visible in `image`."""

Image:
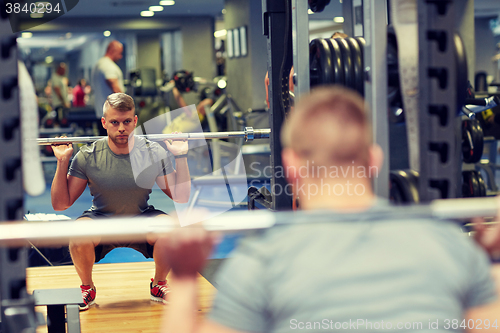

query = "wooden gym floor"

[26,262,217,333]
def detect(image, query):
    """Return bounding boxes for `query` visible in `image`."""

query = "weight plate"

[325,38,344,85]
[308,0,331,13]
[335,38,355,89]
[345,37,364,95]
[462,170,479,198]
[309,39,334,87]
[462,118,484,164]
[476,171,487,197]
[390,169,419,204]
[354,37,365,57]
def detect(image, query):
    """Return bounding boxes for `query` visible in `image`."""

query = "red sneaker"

[79,285,96,311]
[150,278,170,304]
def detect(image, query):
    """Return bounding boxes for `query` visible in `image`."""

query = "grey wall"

[181,17,216,80]
[475,16,499,78]
[225,0,267,111]
[137,34,162,79]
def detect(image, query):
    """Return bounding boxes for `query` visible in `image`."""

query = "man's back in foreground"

[210,207,496,332]
[158,86,500,333]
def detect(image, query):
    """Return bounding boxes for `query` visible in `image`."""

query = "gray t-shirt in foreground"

[210,206,497,333]
[68,137,174,216]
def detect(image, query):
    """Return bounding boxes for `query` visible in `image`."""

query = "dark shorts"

[77,206,166,263]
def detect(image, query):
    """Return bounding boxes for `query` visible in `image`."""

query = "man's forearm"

[51,159,71,210]
[173,88,188,108]
[161,276,199,333]
[173,158,191,203]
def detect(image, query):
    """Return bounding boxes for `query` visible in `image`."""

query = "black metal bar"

[46,305,65,333]
[262,0,293,211]
[0,8,36,333]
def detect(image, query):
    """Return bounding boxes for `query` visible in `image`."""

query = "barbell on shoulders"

[0,197,498,247]
[35,127,271,145]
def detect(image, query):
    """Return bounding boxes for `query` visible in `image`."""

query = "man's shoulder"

[51,73,62,84]
[95,57,113,69]
[76,138,107,156]
[233,210,471,257]
[134,137,165,152]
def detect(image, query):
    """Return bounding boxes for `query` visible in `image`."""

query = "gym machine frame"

[262,0,293,210]
[417,0,460,202]
[0,12,38,333]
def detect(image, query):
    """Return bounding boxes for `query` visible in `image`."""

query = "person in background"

[51,92,191,311]
[91,40,125,119]
[73,79,87,107]
[51,62,70,122]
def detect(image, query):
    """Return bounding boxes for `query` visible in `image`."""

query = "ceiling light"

[214,29,227,38]
[65,32,72,38]
[30,12,43,18]
[159,0,175,5]
[222,9,226,14]
[140,10,154,17]
[45,56,53,64]
[307,9,314,14]
[103,30,111,37]
[21,32,33,38]
[149,5,163,11]
[333,16,344,23]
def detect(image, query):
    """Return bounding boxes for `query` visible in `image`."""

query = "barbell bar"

[0,197,498,247]
[35,127,270,145]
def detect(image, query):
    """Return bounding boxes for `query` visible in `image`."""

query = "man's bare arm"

[51,143,87,210]
[158,229,247,333]
[106,78,123,93]
[157,159,191,203]
[162,276,244,333]
[158,138,191,203]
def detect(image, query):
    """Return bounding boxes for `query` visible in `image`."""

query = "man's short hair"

[102,93,135,117]
[281,85,370,166]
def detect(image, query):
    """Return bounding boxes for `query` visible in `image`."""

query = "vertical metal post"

[0,11,37,333]
[262,0,293,210]
[342,0,354,37]
[363,0,389,198]
[291,0,309,99]
[417,0,459,201]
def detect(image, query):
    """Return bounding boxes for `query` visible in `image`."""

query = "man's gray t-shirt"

[68,137,174,216]
[209,208,497,333]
